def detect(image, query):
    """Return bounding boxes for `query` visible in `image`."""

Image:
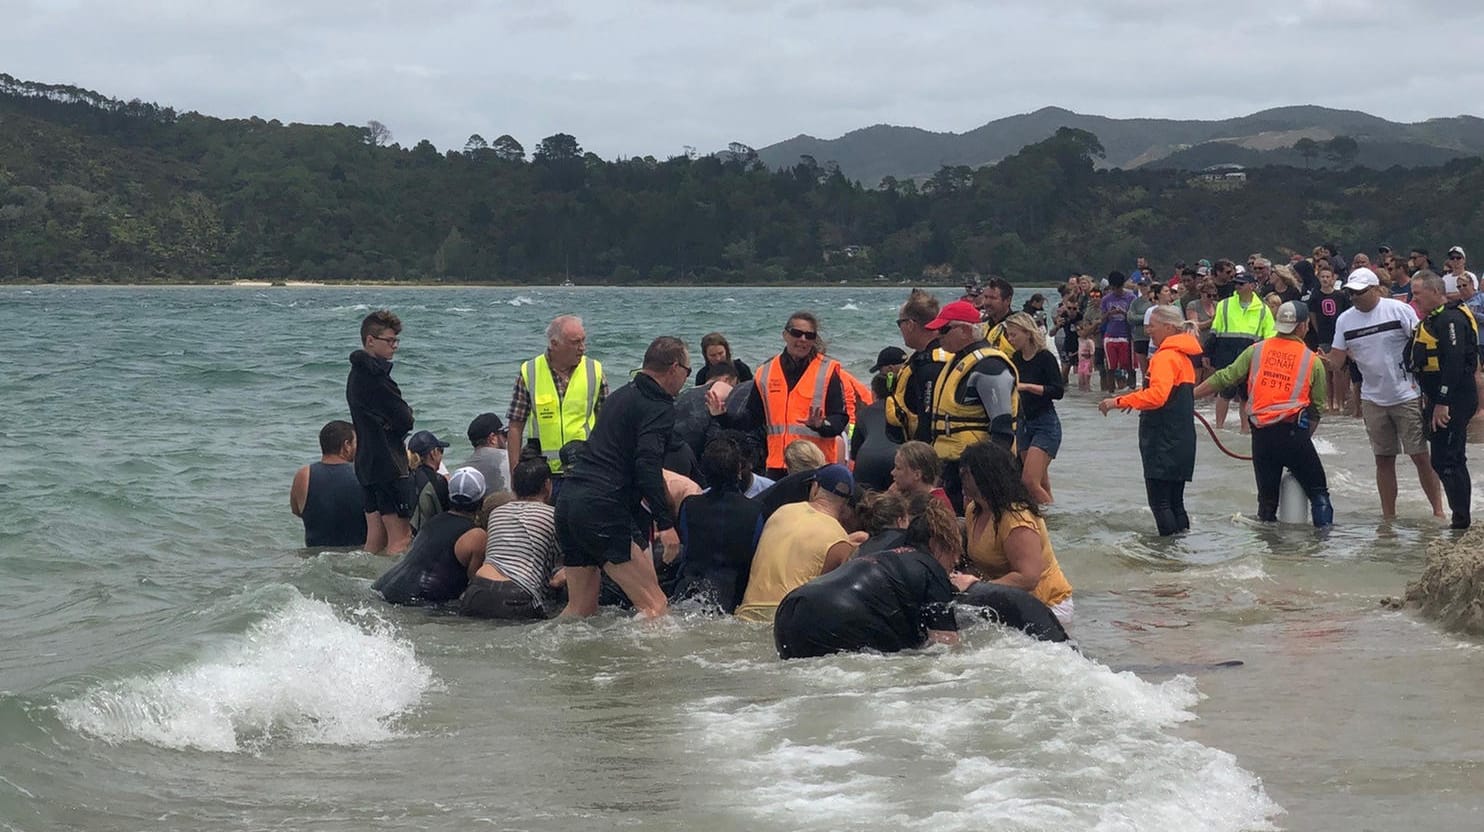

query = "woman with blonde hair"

[889,440,952,508]
[1002,311,1063,505]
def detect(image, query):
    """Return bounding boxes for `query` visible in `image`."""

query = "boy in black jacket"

[347,310,416,554]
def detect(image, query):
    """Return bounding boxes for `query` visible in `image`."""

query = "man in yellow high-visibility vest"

[506,314,608,479]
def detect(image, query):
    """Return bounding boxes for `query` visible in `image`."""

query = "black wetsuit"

[890,339,947,444]
[773,547,957,659]
[1414,303,1479,528]
[848,400,898,492]
[372,511,475,605]
[672,487,765,612]
[853,529,907,558]
[301,461,367,547]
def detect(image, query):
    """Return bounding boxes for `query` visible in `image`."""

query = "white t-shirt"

[1332,298,1420,406]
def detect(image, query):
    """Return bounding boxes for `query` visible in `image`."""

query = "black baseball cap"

[870,346,908,372]
[467,412,505,444]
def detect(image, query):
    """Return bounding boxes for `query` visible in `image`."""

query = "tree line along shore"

[1,75,1481,285]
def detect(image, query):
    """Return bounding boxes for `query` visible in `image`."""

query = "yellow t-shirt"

[964,502,1073,607]
[735,502,849,622]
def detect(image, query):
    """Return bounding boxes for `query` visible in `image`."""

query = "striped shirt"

[483,501,562,603]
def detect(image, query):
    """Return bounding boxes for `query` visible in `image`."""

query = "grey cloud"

[2,0,1481,159]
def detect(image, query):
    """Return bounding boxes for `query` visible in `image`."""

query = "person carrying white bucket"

[1193,301,1334,527]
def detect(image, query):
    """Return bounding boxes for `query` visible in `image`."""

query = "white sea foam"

[1311,436,1339,455]
[840,302,862,311]
[507,295,535,307]
[56,595,432,753]
[682,640,1280,831]
[330,303,372,313]
[446,306,474,313]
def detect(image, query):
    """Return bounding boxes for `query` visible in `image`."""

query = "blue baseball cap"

[813,464,855,498]
[408,430,450,455]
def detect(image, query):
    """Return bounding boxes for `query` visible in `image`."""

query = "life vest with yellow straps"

[886,346,951,440]
[929,342,1019,460]
[1411,304,1478,374]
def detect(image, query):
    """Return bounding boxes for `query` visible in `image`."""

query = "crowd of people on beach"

[288,240,1478,658]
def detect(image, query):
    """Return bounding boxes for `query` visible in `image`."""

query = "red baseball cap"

[924,300,981,330]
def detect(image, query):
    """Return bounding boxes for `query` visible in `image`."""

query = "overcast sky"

[5,0,1482,158]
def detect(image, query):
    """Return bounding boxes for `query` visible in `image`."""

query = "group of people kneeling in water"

[369,432,1071,658]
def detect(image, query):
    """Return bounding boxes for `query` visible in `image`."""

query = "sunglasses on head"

[786,327,818,340]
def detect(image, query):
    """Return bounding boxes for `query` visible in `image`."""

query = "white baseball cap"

[448,467,487,508]
[1343,267,1380,291]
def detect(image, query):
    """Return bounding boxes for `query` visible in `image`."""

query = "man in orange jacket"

[1098,305,1202,536]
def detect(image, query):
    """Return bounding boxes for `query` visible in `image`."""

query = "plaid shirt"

[505,353,609,427]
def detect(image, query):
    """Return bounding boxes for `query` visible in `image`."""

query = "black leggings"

[1426,401,1476,526]
[1144,478,1189,536]
[1251,422,1329,521]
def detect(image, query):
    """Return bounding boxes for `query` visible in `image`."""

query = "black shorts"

[361,477,415,518]
[1133,339,1150,356]
[460,577,545,620]
[555,491,649,568]
[1218,386,1247,401]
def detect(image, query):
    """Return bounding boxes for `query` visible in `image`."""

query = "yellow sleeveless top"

[964,502,1072,607]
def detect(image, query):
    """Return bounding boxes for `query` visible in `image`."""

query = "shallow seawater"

[1,285,1480,832]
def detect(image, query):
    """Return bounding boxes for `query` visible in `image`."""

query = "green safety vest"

[520,354,603,473]
[1211,295,1274,345]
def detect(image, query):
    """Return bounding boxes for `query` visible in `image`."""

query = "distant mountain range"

[754,106,1484,185]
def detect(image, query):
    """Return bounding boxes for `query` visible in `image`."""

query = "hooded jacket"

[346,349,415,485]
[1114,332,1202,482]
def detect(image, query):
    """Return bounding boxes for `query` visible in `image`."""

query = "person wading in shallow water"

[923,300,1019,514]
[289,420,366,548]
[730,312,850,478]
[1099,306,1201,536]
[346,309,416,555]
[554,336,691,618]
[1195,301,1333,527]
[507,314,608,483]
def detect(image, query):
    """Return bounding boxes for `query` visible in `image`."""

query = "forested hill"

[757,105,1484,186]
[1,75,1481,284]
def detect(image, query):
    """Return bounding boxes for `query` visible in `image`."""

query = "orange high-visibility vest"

[840,369,874,420]
[1246,337,1316,428]
[757,353,842,469]
[838,368,873,465]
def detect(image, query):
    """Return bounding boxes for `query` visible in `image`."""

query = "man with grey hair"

[506,314,609,480]
[1410,271,1478,528]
